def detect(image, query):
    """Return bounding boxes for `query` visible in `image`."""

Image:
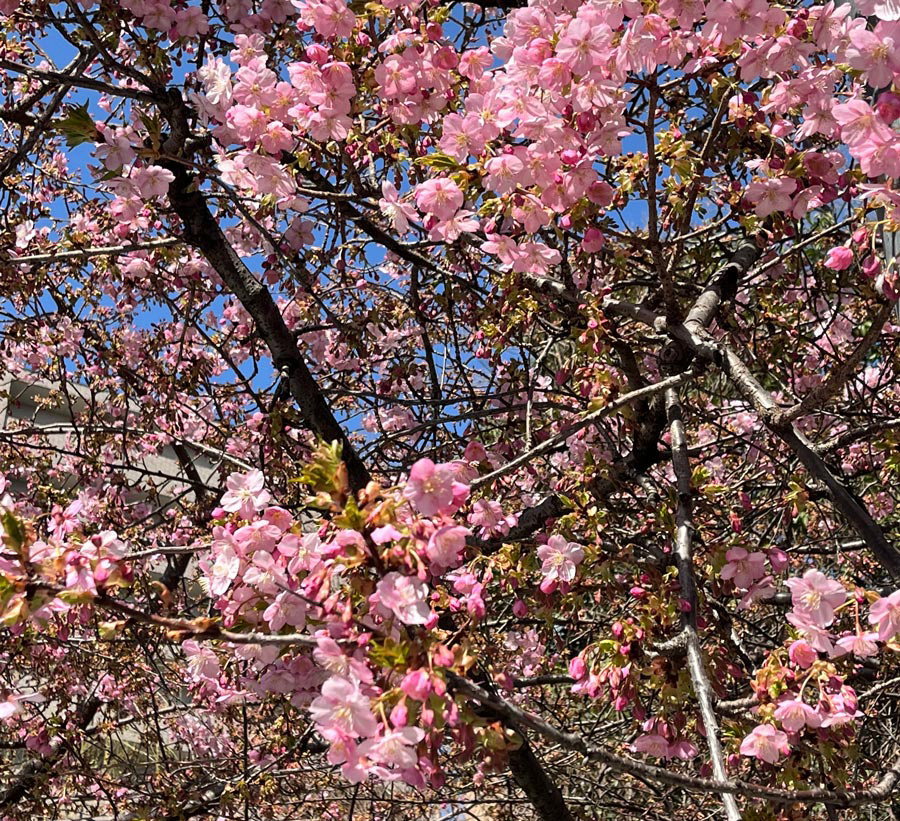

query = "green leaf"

[0,510,25,555]
[414,152,460,170]
[55,103,99,148]
[295,440,348,497]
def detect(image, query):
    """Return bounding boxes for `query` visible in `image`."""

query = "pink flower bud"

[305,43,329,64]
[823,246,853,271]
[568,656,587,680]
[390,700,409,727]
[432,644,454,667]
[512,599,527,617]
[861,255,881,279]
[582,227,605,253]
[788,639,817,669]
[401,670,432,701]
[768,547,789,572]
[575,112,596,132]
[876,91,900,124]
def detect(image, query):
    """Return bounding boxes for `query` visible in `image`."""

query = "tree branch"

[157,91,370,492]
[447,673,900,808]
[774,298,896,425]
[665,387,741,821]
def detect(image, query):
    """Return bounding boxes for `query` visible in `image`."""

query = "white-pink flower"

[379,181,418,233]
[785,570,846,627]
[536,535,584,583]
[220,469,272,519]
[774,698,822,732]
[835,631,880,658]
[402,458,459,517]
[745,176,797,218]
[869,590,900,642]
[132,164,175,200]
[376,572,431,625]
[414,178,464,221]
[207,542,241,596]
[739,724,790,764]
[720,546,767,589]
[425,524,468,571]
[358,726,424,772]
[310,676,379,738]
[786,611,835,654]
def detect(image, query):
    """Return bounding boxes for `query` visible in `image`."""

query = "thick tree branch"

[471,371,692,491]
[448,674,900,808]
[665,388,741,821]
[673,327,900,582]
[774,298,896,425]
[157,92,370,492]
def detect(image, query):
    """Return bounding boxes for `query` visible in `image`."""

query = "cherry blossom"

[375,572,432,625]
[220,470,272,519]
[402,459,462,517]
[869,590,900,641]
[720,547,767,589]
[785,570,847,627]
[774,698,822,732]
[536,535,585,588]
[310,677,379,739]
[739,724,791,764]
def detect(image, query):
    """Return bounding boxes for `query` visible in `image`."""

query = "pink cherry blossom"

[835,631,880,658]
[220,470,272,519]
[869,590,900,642]
[739,724,790,764]
[720,547,767,589]
[310,676,379,738]
[774,698,822,732]
[425,525,468,571]
[375,572,431,625]
[668,738,699,760]
[358,726,424,774]
[403,458,457,517]
[832,99,894,148]
[413,179,464,221]
[132,165,175,201]
[299,0,356,40]
[536,535,585,584]
[379,181,417,233]
[785,570,846,627]
[745,177,797,218]
[631,733,670,758]
[207,543,241,596]
[786,610,835,654]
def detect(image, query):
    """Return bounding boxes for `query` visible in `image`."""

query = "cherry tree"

[3,0,900,818]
